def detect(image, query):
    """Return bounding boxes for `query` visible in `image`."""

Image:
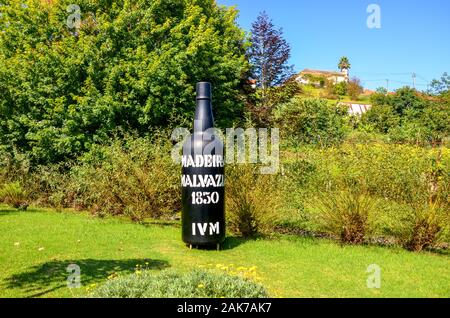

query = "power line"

[353,72,412,76]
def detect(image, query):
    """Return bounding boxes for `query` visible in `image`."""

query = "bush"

[361,104,400,134]
[25,163,72,209]
[274,97,348,146]
[302,144,450,208]
[347,77,363,100]
[68,135,180,221]
[91,269,268,298]
[285,143,450,247]
[315,189,375,244]
[334,81,347,96]
[362,87,450,145]
[226,164,282,237]
[0,182,28,210]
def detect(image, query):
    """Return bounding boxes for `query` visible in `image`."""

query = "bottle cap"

[196,82,212,100]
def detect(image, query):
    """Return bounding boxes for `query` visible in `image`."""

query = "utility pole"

[412,72,416,89]
[386,79,389,92]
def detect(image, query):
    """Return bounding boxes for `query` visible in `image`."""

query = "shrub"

[0,182,28,210]
[303,144,450,207]
[20,163,72,209]
[334,81,347,96]
[286,143,450,247]
[315,189,375,244]
[363,87,450,146]
[68,135,180,221]
[347,77,363,100]
[274,97,348,146]
[91,270,268,298]
[361,104,400,134]
[226,164,282,237]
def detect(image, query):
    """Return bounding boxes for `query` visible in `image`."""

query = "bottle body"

[182,134,225,245]
[181,82,225,246]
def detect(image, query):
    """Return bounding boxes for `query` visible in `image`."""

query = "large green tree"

[0,0,249,164]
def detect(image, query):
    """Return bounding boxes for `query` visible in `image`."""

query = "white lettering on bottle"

[181,175,224,188]
[191,222,220,236]
[182,155,224,168]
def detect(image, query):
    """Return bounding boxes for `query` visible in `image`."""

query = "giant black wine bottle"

[181,82,225,248]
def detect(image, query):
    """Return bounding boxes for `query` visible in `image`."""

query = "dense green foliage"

[274,97,348,146]
[91,269,268,298]
[361,87,450,144]
[0,0,248,164]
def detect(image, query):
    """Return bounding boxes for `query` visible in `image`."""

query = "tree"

[338,56,351,72]
[391,87,426,117]
[375,87,388,95]
[0,0,249,164]
[429,72,450,95]
[249,12,293,94]
[347,77,363,100]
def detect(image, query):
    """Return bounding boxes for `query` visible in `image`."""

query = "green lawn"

[0,205,449,298]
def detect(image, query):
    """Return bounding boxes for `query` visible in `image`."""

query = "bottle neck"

[193,99,214,133]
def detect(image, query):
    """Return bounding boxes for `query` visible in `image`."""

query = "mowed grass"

[0,205,449,298]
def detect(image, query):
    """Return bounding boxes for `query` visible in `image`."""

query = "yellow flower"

[107,273,118,280]
[197,284,205,289]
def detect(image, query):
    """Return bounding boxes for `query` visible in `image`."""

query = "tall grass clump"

[226,164,283,237]
[0,181,29,210]
[403,203,449,252]
[315,188,376,244]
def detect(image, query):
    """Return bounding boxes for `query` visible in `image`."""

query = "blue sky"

[218,0,450,91]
